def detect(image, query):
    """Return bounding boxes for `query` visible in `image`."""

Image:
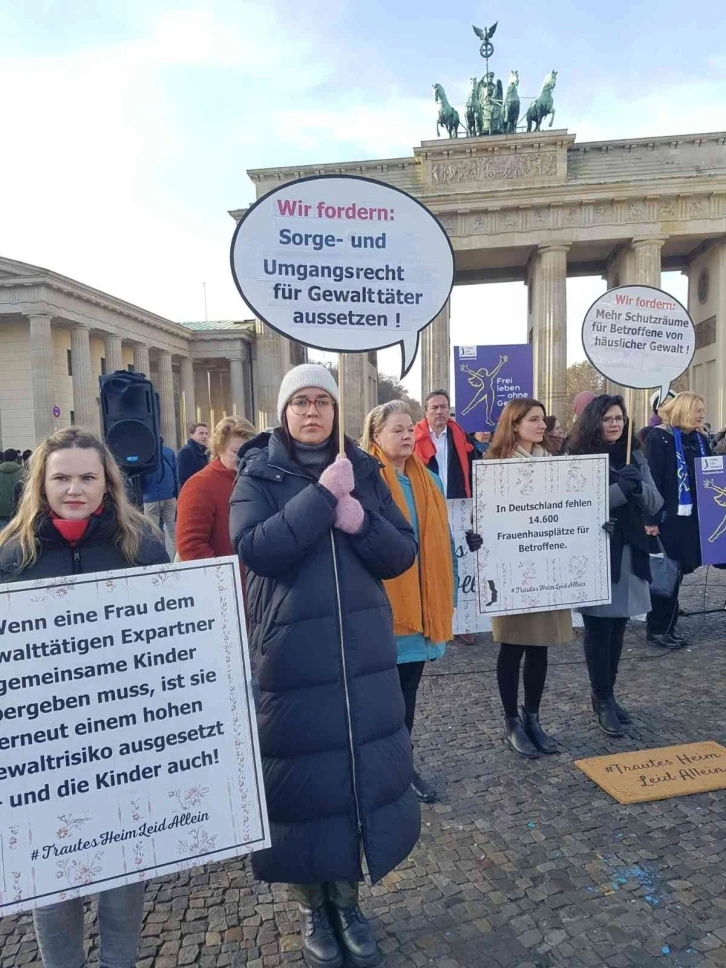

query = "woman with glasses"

[230,365,419,968]
[567,396,663,736]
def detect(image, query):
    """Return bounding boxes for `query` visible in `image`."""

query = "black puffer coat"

[0,507,169,582]
[229,431,421,885]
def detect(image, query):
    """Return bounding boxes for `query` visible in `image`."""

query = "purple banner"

[695,456,726,566]
[453,345,533,433]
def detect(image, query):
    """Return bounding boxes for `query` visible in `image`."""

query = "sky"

[1,0,724,401]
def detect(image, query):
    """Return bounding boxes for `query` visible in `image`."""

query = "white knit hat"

[277,364,339,422]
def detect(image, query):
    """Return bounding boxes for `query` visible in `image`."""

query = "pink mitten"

[319,457,355,500]
[335,494,365,534]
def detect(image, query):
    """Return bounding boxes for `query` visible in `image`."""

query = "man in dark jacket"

[414,390,474,499]
[0,450,24,527]
[140,441,178,557]
[176,423,209,492]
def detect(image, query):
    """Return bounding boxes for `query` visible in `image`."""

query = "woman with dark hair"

[230,364,420,968]
[485,398,573,759]
[567,395,663,735]
[544,416,565,454]
[0,427,168,968]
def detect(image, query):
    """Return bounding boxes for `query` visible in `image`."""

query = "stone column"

[421,299,450,402]
[104,334,124,374]
[157,351,178,448]
[254,319,289,429]
[180,358,196,430]
[631,238,666,429]
[229,357,247,418]
[133,344,150,378]
[71,324,98,432]
[28,314,55,442]
[340,353,369,443]
[532,245,569,419]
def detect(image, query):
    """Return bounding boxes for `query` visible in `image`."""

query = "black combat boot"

[298,904,344,968]
[328,903,380,967]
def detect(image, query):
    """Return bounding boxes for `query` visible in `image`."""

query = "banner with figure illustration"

[694,456,726,567]
[447,499,492,635]
[473,455,611,616]
[0,558,269,916]
[454,345,533,433]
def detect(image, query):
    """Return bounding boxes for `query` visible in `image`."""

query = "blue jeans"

[33,883,145,968]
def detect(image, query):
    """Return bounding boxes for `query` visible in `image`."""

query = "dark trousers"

[646,573,682,636]
[398,661,425,735]
[496,644,548,718]
[289,881,359,909]
[583,616,628,702]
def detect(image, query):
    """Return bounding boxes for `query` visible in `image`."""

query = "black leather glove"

[617,464,642,496]
[465,530,483,552]
[602,520,616,535]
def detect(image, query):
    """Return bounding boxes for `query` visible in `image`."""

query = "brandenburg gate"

[232,128,726,434]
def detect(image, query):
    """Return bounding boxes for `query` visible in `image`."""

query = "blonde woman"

[176,415,256,563]
[362,400,462,804]
[645,391,711,648]
[0,427,168,968]
[485,398,573,758]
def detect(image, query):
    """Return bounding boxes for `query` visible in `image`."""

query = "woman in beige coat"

[485,398,573,759]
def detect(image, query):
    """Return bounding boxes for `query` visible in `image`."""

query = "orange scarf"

[370,445,453,644]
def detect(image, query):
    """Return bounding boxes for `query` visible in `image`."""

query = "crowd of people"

[0,363,719,968]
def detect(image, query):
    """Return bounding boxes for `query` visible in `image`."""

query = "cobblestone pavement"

[3,571,726,967]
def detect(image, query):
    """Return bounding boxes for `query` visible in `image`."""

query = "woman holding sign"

[230,364,419,968]
[485,398,573,759]
[0,427,168,968]
[567,396,663,735]
[362,399,466,805]
[644,392,711,649]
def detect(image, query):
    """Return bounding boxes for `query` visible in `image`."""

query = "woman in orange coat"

[176,415,255,561]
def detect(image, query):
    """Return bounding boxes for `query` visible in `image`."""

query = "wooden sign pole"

[338,353,346,456]
[625,387,633,464]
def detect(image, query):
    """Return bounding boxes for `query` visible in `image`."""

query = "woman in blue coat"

[229,365,420,968]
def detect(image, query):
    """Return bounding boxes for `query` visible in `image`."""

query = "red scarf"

[413,418,473,498]
[50,505,103,546]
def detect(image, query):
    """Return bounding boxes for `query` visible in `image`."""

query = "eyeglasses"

[289,396,334,416]
[602,416,625,425]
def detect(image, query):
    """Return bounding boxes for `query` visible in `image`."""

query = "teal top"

[394,469,458,665]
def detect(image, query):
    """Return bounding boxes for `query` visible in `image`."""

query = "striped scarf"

[674,427,706,516]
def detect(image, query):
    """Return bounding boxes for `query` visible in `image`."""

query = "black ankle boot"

[612,698,632,724]
[504,716,540,758]
[591,696,625,737]
[411,770,438,803]
[328,903,380,967]
[521,706,558,753]
[298,904,344,968]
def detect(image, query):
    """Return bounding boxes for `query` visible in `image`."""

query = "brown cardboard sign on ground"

[575,741,726,804]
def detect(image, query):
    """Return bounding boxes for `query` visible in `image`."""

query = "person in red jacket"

[413,389,473,499]
[176,415,256,562]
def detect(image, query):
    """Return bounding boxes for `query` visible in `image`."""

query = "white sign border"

[229,173,456,377]
[0,557,269,916]
[473,453,612,616]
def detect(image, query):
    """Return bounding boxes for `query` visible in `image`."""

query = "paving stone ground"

[2,569,726,967]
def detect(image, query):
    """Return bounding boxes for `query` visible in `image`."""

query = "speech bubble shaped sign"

[582,285,695,405]
[230,174,455,377]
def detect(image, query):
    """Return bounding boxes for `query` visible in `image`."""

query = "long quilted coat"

[229,431,421,885]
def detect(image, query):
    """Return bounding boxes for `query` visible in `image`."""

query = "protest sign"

[0,558,268,917]
[582,285,695,405]
[694,455,726,566]
[448,499,491,635]
[230,174,455,377]
[473,454,610,616]
[454,345,533,433]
